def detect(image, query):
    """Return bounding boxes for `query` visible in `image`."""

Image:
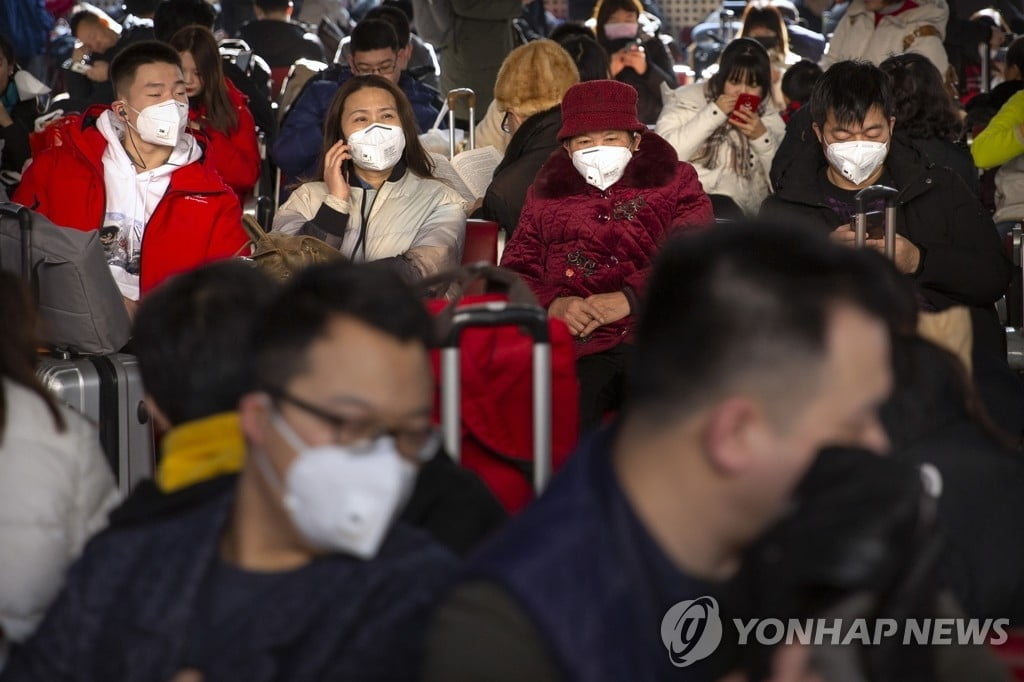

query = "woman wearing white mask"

[273,76,465,287]
[500,80,713,432]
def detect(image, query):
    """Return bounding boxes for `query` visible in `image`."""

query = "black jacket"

[761,135,1011,315]
[477,105,562,235]
[0,96,36,174]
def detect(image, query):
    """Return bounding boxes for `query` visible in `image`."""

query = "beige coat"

[821,0,949,74]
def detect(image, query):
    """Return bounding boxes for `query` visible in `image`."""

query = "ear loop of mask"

[119,103,150,170]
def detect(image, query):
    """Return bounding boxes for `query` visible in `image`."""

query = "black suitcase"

[0,202,155,495]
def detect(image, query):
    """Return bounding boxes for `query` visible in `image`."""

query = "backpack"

[410,0,454,50]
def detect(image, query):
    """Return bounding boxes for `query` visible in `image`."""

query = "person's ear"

[888,116,896,136]
[812,121,823,144]
[630,132,641,152]
[346,55,357,74]
[238,392,272,449]
[701,397,762,476]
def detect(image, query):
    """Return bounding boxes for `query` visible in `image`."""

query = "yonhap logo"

[660,596,723,667]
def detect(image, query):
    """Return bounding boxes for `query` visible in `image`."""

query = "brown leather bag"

[239,214,345,282]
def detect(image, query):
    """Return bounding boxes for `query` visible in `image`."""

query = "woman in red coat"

[500,80,714,431]
[170,26,260,205]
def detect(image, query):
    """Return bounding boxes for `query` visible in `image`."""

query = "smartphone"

[62,59,92,75]
[731,93,761,121]
[863,210,886,240]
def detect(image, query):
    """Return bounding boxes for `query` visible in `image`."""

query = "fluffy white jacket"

[821,0,949,74]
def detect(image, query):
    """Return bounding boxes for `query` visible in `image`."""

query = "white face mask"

[571,145,633,191]
[257,410,418,559]
[124,99,189,147]
[824,139,889,186]
[604,22,639,40]
[347,123,406,172]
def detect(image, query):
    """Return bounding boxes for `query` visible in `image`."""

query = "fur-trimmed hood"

[532,131,679,200]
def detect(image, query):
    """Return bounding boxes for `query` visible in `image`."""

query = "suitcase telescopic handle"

[256,194,275,231]
[447,87,476,158]
[0,202,33,282]
[439,302,553,493]
[854,185,899,259]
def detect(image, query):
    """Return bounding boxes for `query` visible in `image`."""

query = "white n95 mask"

[125,99,189,147]
[347,123,406,172]
[825,140,889,186]
[571,145,633,191]
[256,411,417,559]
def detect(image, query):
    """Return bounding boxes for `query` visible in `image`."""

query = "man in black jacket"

[762,60,1011,360]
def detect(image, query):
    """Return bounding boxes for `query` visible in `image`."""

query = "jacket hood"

[846,0,949,36]
[533,130,679,200]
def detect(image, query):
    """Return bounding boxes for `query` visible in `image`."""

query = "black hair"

[706,38,772,101]
[1008,36,1024,77]
[809,60,894,129]
[125,0,161,17]
[69,9,103,36]
[0,271,65,444]
[781,59,823,104]
[880,53,963,142]
[154,0,218,42]
[250,262,434,393]
[627,221,895,426]
[110,40,183,98]
[558,35,610,82]
[254,0,291,12]
[0,34,14,68]
[549,21,596,44]
[132,261,278,426]
[381,0,413,22]
[365,5,412,48]
[350,19,400,55]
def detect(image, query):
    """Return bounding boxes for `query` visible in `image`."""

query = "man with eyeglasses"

[1,262,460,682]
[274,18,441,182]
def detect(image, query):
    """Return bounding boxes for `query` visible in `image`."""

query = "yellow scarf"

[156,412,246,493]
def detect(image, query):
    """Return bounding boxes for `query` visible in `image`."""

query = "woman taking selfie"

[656,38,785,218]
[169,26,260,204]
[273,75,464,284]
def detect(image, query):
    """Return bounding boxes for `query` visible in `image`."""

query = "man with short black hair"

[762,59,1011,360]
[337,4,441,90]
[240,0,325,68]
[423,221,895,681]
[273,18,440,180]
[2,262,458,680]
[14,41,246,313]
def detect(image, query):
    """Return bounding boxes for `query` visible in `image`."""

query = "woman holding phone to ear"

[273,76,464,287]
[655,38,785,218]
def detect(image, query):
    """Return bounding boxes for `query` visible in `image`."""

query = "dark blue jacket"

[1,485,457,682]
[273,68,441,180]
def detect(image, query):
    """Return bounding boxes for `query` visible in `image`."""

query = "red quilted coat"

[500,131,713,357]
[15,106,247,296]
[188,79,261,205]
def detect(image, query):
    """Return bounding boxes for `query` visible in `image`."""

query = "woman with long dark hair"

[656,38,785,216]
[168,26,261,204]
[273,75,465,285]
[0,272,117,644]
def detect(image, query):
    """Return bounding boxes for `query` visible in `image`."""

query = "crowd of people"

[2,0,1024,679]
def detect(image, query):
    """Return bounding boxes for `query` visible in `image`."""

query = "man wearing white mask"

[761,60,1011,360]
[13,41,246,315]
[1,262,458,681]
[500,79,713,432]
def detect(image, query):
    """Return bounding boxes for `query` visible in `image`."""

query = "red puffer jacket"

[14,106,247,296]
[188,79,261,205]
[500,131,713,357]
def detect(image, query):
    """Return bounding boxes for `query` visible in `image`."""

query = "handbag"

[239,213,344,282]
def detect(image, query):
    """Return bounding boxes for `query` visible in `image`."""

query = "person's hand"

[323,139,352,202]
[123,296,139,322]
[549,296,601,337]
[584,291,631,332]
[610,50,628,77]
[831,223,857,246]
[716,93,739,117]
[86,61,109,83]
[729,106,768,139]
[71,44,88,62]
[866,233,921,274]
[620,44,648,75]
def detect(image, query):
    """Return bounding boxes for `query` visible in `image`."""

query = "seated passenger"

[780,58,822,123]
[762,60,1011,361]
[0,272,118,659]
[273,76,464,287]
[0,35,50,181]
[476,39,580,235]
[239,0,325,68]
[335,4,440,91]
[972,87,1024,236]
[273,18,440,180]
[1,263,458,680]
[820,0,949,74]
[169,26,261,205]
[739,2,801,110]
[13,41,247,310]
[67,6,152,106]
[656,38,785,217]
[500,79,713,431]
[424,221,894,682]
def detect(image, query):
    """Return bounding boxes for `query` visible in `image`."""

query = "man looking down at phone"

[13,41,246,315]
[761,60,1011,360]
[656,39,785,218]
[272,75,464,291]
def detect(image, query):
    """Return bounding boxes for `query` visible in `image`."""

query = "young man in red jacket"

[14,41,247,314]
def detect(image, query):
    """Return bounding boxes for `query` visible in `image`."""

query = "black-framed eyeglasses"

[266,387,440,461]
[354,60,398,77]
[501,110,513,135]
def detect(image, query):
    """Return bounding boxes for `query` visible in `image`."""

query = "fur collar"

[533,131,679,199]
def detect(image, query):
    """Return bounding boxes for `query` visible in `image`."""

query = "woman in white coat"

[0,273,118,664]
[274,75,465,287]
[656,38,785,217]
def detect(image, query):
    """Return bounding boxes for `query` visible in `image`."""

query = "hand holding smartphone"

[730,93,761,122]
